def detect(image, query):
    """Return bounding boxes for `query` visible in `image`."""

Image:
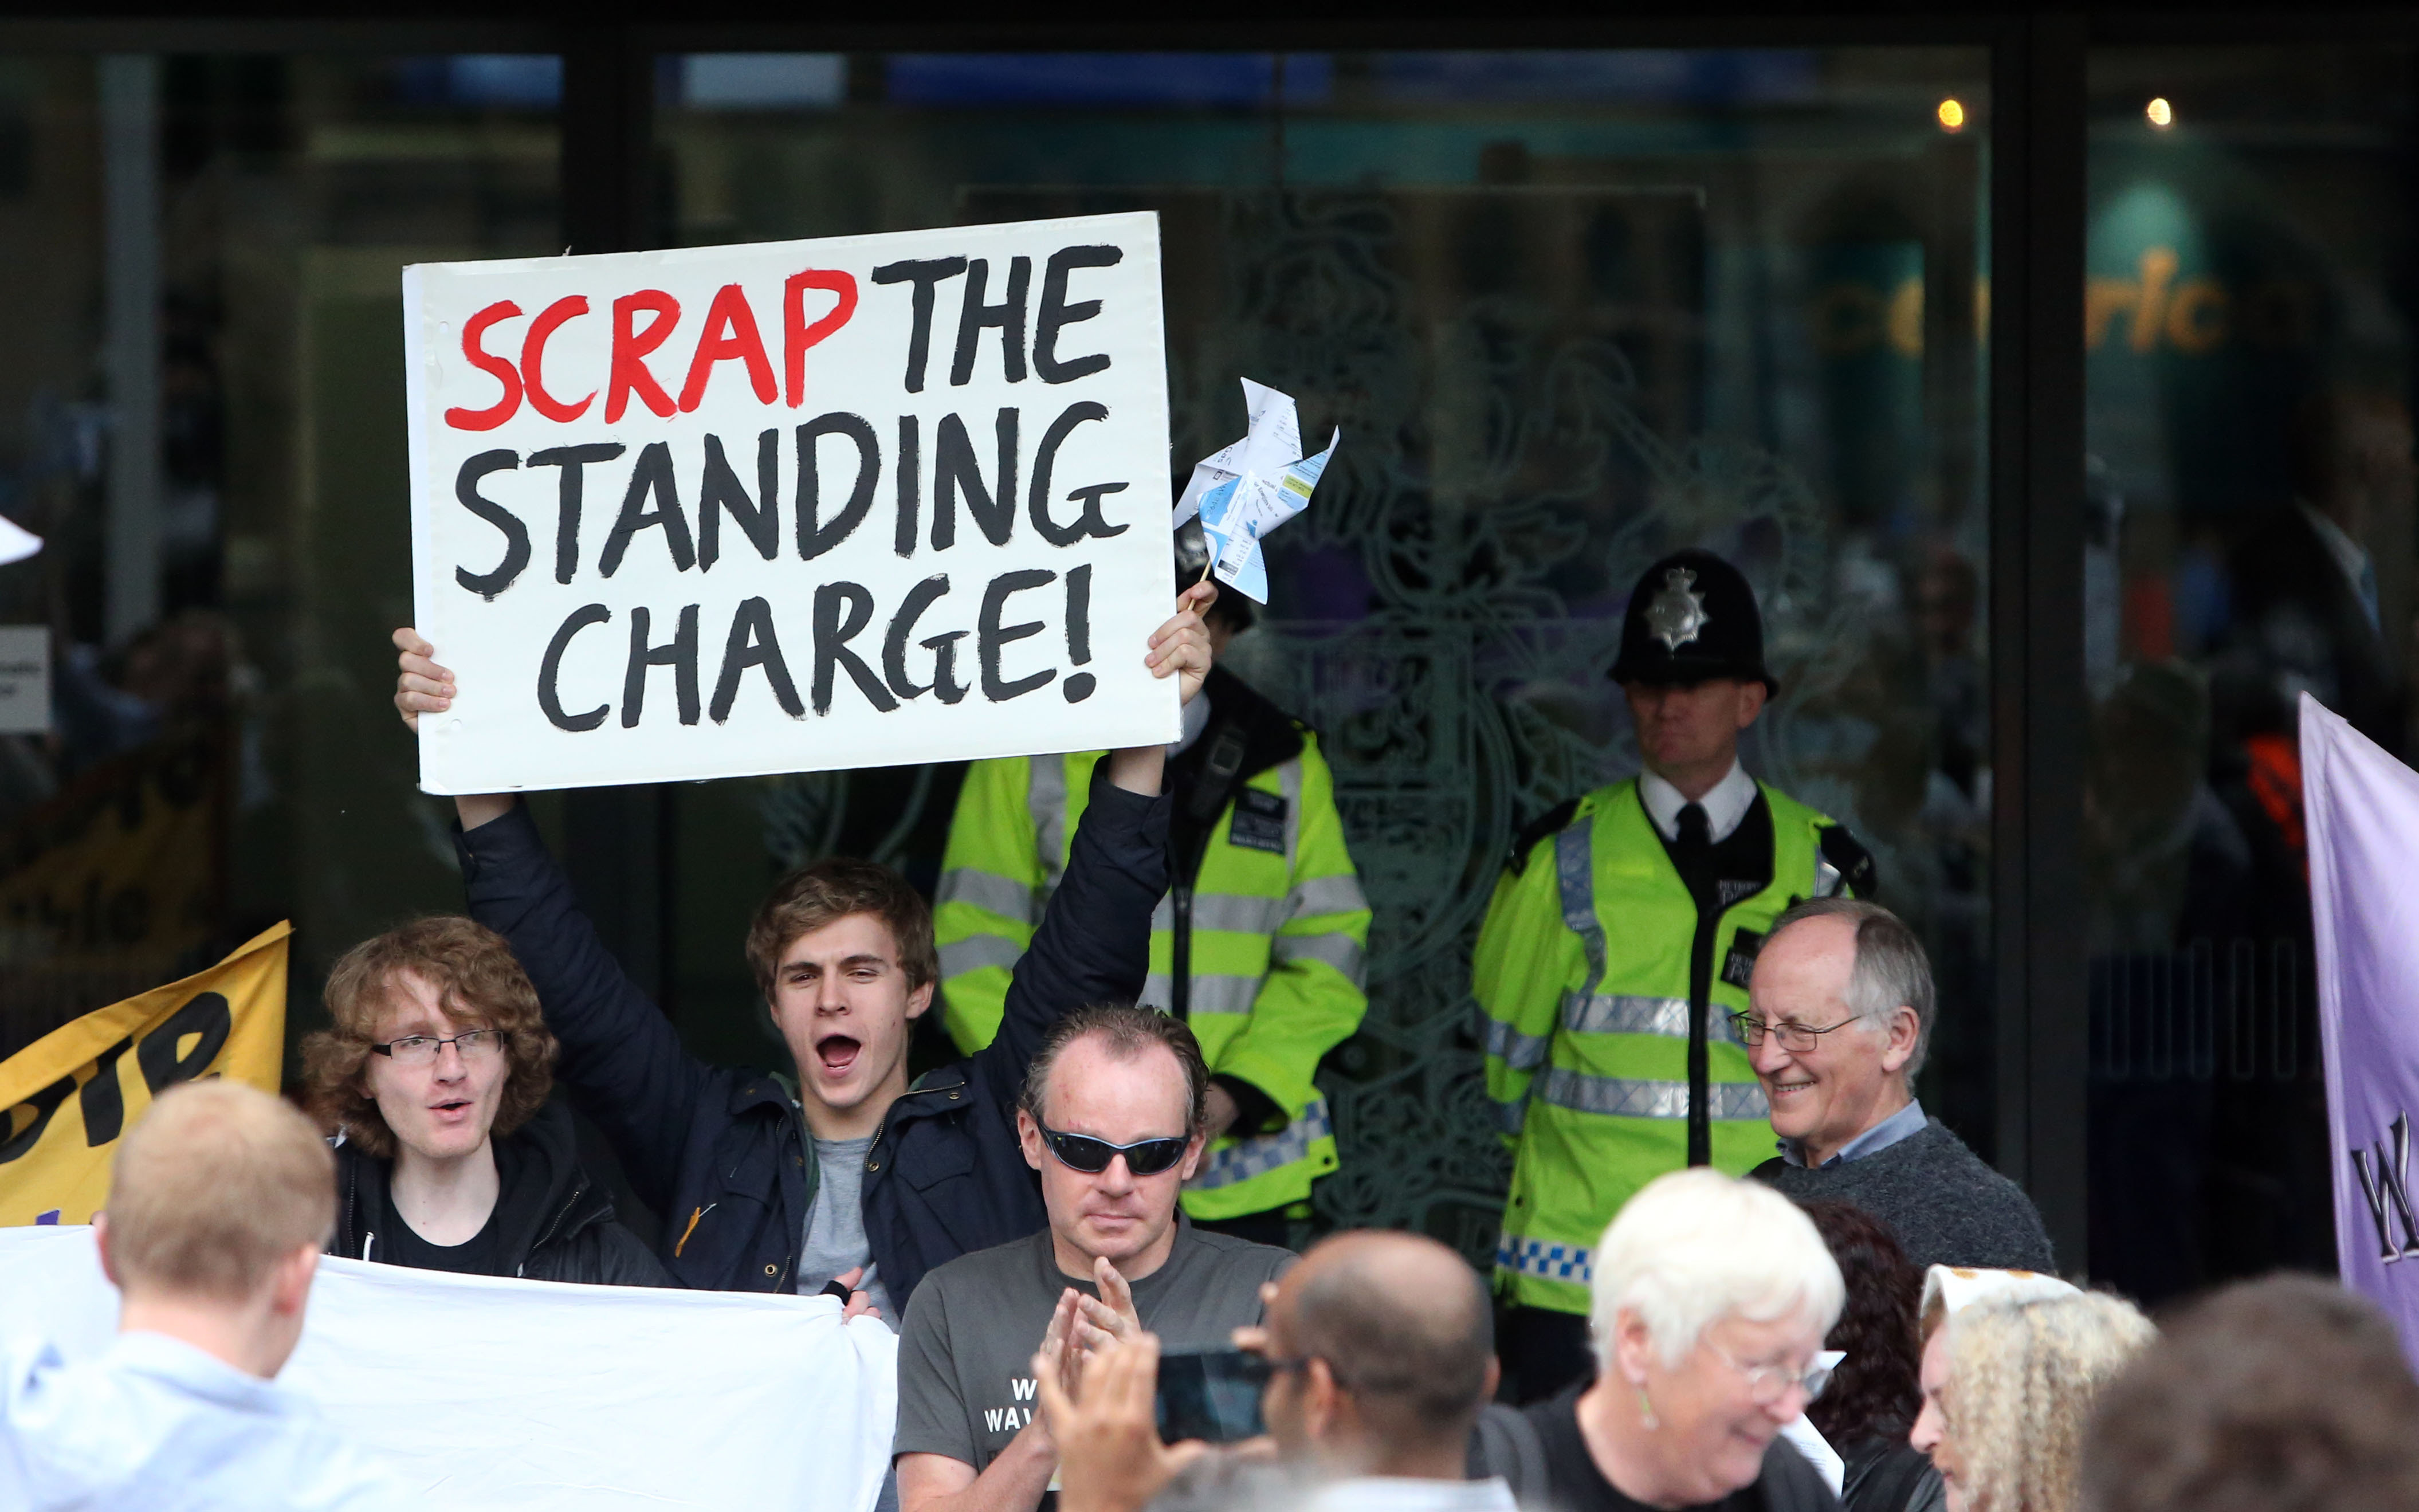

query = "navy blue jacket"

[455,768,1168,1304]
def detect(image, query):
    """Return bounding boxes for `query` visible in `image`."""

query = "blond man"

[0,1082,410,1510]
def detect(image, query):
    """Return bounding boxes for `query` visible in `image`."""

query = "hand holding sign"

[1171,378,1337,604]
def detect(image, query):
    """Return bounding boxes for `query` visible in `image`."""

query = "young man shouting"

[390,583,1216,1309]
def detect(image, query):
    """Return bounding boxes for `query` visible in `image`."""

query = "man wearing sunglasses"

[1744,898,2052,1273]
[894,1005,1293,1512]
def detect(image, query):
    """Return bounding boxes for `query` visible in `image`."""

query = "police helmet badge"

[1644,567,1710,651]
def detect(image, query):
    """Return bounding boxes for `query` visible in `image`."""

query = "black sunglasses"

[1040,1125,1191,1177]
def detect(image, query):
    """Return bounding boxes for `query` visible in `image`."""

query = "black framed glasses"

[370,1029,507,1066]
[1039,1126,1190,1176]
[1726,1012,1861,1053]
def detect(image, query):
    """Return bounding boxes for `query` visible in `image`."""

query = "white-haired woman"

[1523,1168,1847,1511]
[1909,1274,2153,1512]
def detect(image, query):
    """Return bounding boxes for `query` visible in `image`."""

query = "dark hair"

[1797,1199,1923,1447]
[2080,1275,2419,1512]
[746,855,938,998]
[1291,1232,1495,1439]
[1018,1004,1208,1134]
[300,917,558,1160]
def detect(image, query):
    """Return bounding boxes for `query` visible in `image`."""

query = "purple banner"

[2304,693,2419,1364]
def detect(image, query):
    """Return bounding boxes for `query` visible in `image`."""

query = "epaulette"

[1506,797,1584,877]
[1819,824,1879,900]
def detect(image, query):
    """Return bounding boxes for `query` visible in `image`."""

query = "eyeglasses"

[1727,1012,1860,1053]
[370,1030,508,1066]
[1039,1126,1191,1177]
[1703,1340,1837,1405]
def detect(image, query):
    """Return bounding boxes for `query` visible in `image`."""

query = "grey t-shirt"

[894,1221,1294,1471]
[797,1134,897,1323]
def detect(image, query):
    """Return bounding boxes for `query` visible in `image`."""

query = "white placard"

[0,626,49,735]
[405,213,1176,794]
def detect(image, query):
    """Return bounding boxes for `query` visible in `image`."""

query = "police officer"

[1475,548,1875,1402]
[934,529,1370,1246]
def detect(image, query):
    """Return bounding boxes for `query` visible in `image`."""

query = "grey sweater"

[1753,1119,2056,1274]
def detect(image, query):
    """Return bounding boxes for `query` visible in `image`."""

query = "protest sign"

[405,212,1177,794]
[2304,692,2419,1370]
[0,922,288,1227]
[0,1227,898,1512]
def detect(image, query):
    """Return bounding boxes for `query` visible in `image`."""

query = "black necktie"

[1675,801,1711,854]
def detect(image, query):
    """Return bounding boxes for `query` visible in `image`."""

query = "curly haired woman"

[300,917,665,1286]
[1910,1270,2152,1512]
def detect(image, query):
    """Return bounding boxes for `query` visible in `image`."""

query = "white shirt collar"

[1637,760,1757,844]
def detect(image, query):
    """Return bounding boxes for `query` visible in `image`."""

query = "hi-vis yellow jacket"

[936,677,1369,1222]
[1477,777,1864,1315]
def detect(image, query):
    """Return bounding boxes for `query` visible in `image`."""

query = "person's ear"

[270,1244,320,1319]
[1881,1006,1919,1075]
[905,979,934,1022]
[1017,1108,1044,1172]
[1613,1309,1658,1387]
[1735,680,1769,728]
[1303,1357,1345,1440]
[93,1212,120,1289]
[1179,1132,1206,1182]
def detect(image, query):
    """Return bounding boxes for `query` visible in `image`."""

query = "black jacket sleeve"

[970,762,1171,1105]
[456,802,714,1213]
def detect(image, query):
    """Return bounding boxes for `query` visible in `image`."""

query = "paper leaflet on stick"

[1172,378,1338,603]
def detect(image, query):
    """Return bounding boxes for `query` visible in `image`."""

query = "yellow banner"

[0,921,290,1227]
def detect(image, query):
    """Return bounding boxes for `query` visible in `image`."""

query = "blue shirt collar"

[1778,1096,1927,1169]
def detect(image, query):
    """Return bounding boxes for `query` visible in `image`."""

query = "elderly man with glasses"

[893,1005,1293,1512]
[1741,898,2053,1274]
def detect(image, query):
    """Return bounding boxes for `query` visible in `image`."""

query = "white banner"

[404,213,1176,794]
[0,1226,898,1510]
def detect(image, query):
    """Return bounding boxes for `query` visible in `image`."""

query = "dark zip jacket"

[328,1097,669,1286]
[455,764,1167,1304]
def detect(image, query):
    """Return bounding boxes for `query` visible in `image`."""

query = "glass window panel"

[0,53,560,1064]
[2083,42,2412,1300]
[655,48,1994,1255]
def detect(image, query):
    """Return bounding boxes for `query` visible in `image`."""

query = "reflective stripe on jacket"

[1476,777,1847,1314]
[937,731,1370,1220]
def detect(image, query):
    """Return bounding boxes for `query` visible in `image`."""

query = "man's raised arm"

[975,583,1216,1086]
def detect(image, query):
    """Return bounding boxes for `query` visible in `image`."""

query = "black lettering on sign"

[540,604,612,732]
[870,257,969,394]
[894,415,922,559]
[528,442,626,586]
[1027,402,1128,546]
[453,449,529,599]
[77,1036,136,1147]
[980,569,1057,703]
[712,596,803,722]
[622,604,701,727]
[699,431,779,570]
[952,256,1031,387]
[0,1075,74,1164]
[798,413,880,563]
[601,442,697,576]
[1034,246,1122,383]
[136,991,233,1096]
[1062,564,1095,703]
[883,574,952,702]
[933,410,1019,551]
[814,582,900,716]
